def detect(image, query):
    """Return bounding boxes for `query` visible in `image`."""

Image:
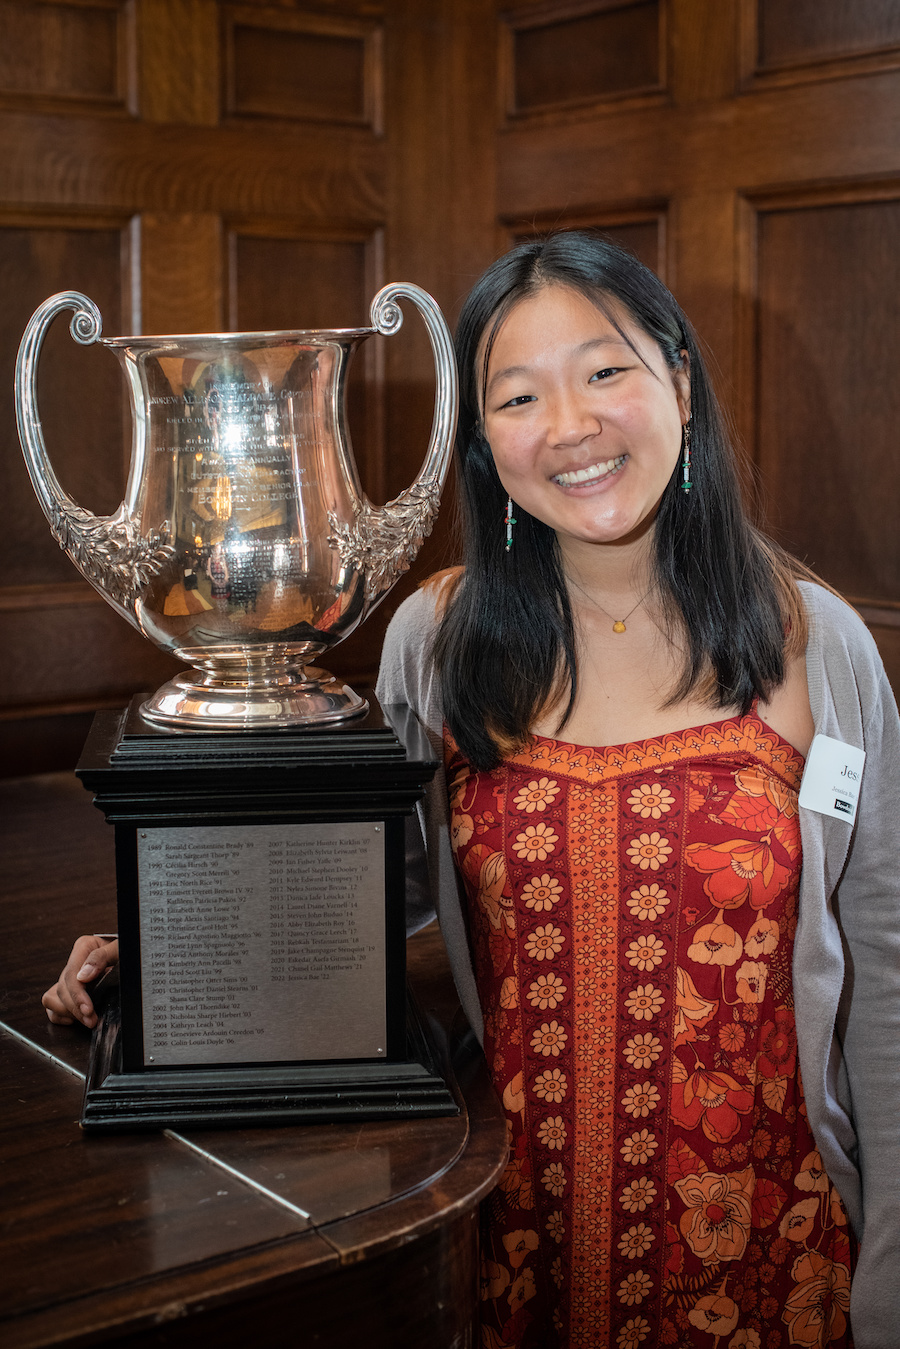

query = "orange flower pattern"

[445,711,854,1349]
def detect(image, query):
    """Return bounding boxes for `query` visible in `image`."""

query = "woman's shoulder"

[797,579,895,728]
[798,579,881,661]
[383,568,461,649]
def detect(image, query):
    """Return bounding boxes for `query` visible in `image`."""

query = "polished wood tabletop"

[0,772,507,1349]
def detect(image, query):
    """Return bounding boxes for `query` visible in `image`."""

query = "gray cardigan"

[377,579,900,1349]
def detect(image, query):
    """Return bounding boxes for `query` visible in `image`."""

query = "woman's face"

[481,284,691,553]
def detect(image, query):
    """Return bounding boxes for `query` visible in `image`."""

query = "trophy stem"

[141,664,368,730]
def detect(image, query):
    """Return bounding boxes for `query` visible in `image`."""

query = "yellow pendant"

[613,620,627,633]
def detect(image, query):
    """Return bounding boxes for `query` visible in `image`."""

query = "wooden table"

[0,773,507,1348]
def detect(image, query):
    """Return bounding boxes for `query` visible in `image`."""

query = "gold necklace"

[586,586,653,633]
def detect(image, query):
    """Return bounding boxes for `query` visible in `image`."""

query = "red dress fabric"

[444,712,854,1349]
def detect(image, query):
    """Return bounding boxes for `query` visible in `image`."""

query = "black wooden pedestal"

[76,696,458,1132]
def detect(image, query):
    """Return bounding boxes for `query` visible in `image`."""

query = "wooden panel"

[230,230,372,330]
[496,76,900,220]
[0,116,386,221]
[754,196,900,609]
[139,212,224,333]
[757,0,900,72]
[224,5,382,129]
[0,218,130,587]
[0,599,182,709]
[137,0,219,126]
[670,0,738,105]
[675,190,743,408]
[598,217,661,272]
[229,226,381,497]
[0,0,129,111]
[503,0,662,118]
[508,211,664,275]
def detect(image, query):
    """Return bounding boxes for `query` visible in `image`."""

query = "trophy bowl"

[16,285,457,729]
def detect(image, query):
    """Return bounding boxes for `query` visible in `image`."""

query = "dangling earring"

[505,496,516,551]
[680,419,693,493]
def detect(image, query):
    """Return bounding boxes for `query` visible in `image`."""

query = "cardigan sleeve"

[376,587,485,1040]
[799,583,900,1347]
[835,666,900,1347]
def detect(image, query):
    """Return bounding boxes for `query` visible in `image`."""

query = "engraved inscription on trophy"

[137,822,386,1067]
[155,378,312,539]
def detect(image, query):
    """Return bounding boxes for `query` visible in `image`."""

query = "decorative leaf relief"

[326,476,442,603]
[49,503,175,610]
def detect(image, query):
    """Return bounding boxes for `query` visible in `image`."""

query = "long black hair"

[434,230,804,771]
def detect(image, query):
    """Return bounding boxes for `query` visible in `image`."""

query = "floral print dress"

[444,710,854,1349]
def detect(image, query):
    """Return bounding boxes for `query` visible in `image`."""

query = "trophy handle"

[15,292,172,626]
[329,282,459,611]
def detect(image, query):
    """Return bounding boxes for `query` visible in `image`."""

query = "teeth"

[553,455,625,486]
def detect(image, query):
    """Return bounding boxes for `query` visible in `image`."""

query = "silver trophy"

[16,286,457,728]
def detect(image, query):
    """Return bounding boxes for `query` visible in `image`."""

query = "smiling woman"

[436,232,815,764]
[375,231,900,1348]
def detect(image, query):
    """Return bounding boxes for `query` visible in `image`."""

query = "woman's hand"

[42,935,119,1029]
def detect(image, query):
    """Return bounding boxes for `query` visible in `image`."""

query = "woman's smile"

[552,454,627,488]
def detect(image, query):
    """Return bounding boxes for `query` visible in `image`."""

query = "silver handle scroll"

[15,292,171,625]
[328,282,459,609]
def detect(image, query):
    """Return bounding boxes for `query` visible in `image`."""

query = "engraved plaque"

[137,821,386,1067]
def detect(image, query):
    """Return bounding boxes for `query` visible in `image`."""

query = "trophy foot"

[140,666,368,730]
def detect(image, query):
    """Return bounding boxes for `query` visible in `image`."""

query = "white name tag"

[798,734,865,824]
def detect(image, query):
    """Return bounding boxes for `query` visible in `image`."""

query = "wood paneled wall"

[3,0,898,774]
[0,0,498,774]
